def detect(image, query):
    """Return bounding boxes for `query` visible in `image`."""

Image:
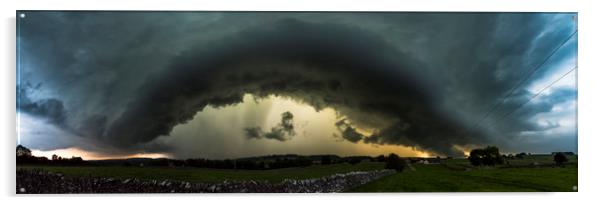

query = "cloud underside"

[102,19,481,156]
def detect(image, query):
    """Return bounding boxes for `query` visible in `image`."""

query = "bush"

[347,158,362,165]
[515,152,527,159]
[321,156,332,165]
[384,153,405,172]
[468,146,504,166]
[554,152,568,165]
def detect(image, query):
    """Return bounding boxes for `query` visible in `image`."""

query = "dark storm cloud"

[77,114,108,140]
[17,11,234,153]
[334,119,363,143]
[244,111,297,141]
[104,18,479,156]
[279,111,295,136]
[19,12,577,156]
[17,84,67,125]
[263,128,290,141]
[244,127,263,139]
[432,14,577,132]
[372,13,577,153]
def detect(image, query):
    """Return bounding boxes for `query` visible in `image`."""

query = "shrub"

[554,152,569,165]
[384,153,405,172]
[468,146,504,166]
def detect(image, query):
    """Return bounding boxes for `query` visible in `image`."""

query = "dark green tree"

[16,145,31,157]
[516,152,527,159]
[321,156,332,165]
[384,153,405,172]
[554,152,569,166]
[468,146,504,166]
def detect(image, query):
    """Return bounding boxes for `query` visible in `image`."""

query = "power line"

[464,30,577,134]
[482,66,577,130]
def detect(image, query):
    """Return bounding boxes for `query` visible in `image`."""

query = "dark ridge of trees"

[16,145,453,171]
[105,154,352,170]
[16,145,84,166]
[16,143,422,171]
[184,157,314,170]
[320,155,332,165]
[16,155,50,164]
[375,155,386,162]
[16,144,375,170]
[515,152,527,159]
[344,156,372,165]
[468,146,504,166]
[17,154,84,166]
[552,152,575,156]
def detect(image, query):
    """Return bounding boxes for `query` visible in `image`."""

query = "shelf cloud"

[17,12,577,158]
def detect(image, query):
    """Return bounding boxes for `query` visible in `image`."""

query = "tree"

[52,154,58,161]
[321,156,332,165]
[468,146,504,166]
[375,155,386,162]
[70,156,83,163]
[554,152,569,166]
[16,145,31,157]
[516,152,527,159]
[384,153,405,172]
[347,158,362,165]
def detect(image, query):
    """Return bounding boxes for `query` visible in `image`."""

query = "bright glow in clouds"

[19,112,171,160]
[31,148,169,160]
[150,94,431,159]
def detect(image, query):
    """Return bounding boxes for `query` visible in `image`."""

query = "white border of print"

[1,1,599,205]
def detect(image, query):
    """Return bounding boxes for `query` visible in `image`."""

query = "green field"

[19,155,577,192]
[348,155,577,192]
[349,164,577,192]
[18,162,385,183]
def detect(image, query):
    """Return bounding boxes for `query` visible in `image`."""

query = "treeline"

[16,144,380,169]
[16,145,85,166]
[183,157,314,170]
[16,144,446,170]
[17,155,85,166]
[468,146,575,167]
[119,155,373,170]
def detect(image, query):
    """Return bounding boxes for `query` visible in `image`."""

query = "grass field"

[18,162,385,183]
[19,155,577,192]
[348,164,577,192]
[350,155,578,192]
